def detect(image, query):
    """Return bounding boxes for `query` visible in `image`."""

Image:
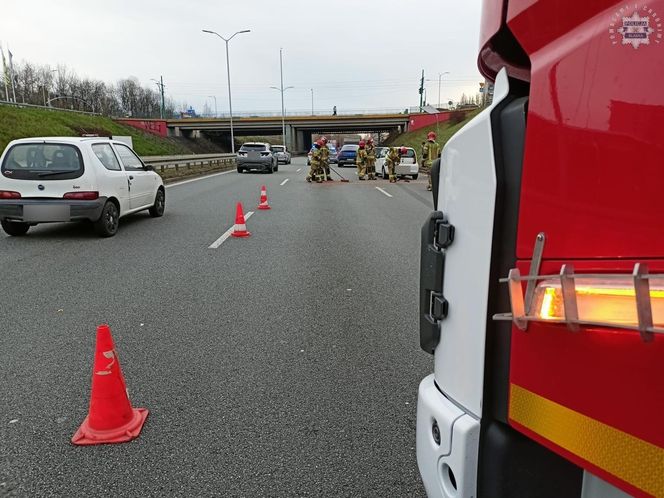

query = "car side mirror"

[143,164,154,171]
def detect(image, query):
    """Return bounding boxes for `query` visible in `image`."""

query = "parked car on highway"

[270,145,291,165]
[375,146,419,180]
[237,142,278,173]
[306,144,338,165]
[337,144,359,167]
[0,137,165,237]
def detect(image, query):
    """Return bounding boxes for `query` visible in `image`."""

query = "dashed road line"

[280,178,289,186]
[208,211,254,249]
[375,187,393,198]
[296,168,302,172]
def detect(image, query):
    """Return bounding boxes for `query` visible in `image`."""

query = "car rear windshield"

[402,149,416,158]
[270,146,285,152]
[1,143,84,180]
[240,144,267,151]
[341,145,359,151]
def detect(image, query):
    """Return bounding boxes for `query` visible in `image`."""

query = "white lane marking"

[280,178,289,186]
[296,168,302,172]
[208,211,254,249]
[375,187,393,198]
[166,169,235,189]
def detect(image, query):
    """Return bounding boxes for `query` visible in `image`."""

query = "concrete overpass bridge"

[167,114,412,152]
[117,111,456,153]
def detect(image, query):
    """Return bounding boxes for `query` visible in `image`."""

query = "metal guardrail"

[142,153,236,172]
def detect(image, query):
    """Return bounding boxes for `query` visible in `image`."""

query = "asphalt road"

[0,157,434,497]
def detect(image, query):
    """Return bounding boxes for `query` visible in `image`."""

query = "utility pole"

[151,77,166,118]
[418,69,424,112]
[311,88,314,116]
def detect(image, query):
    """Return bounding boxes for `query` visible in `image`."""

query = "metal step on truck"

[416,0,663,497]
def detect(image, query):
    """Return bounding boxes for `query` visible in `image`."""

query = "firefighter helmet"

[359,140,366,148]
[427,131,437,140]
[316,139,324,147]
[400,146,408,155]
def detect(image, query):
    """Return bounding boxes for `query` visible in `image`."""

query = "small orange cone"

[257,185,271,210]
[231,202,251,238]
[71,324,148,445]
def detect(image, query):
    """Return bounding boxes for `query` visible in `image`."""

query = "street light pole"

[270,48,294,148]
[426,72,450,109]
[202,28,250,153]
[311,88,314,116]
[208,95,217,117]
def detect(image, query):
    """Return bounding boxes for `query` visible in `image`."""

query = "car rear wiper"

[37,170,73,177]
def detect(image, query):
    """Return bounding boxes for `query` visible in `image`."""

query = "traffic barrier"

[231,202,251,238]
[257,185,271,210]
[71,324,149,446]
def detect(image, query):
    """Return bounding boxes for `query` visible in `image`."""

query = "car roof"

[8,136,120,146]
[241,142,269,146]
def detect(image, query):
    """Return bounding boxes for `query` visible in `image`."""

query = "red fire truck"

[416,1,663,497]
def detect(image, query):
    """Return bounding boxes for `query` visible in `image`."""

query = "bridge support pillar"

[285,124,295,152]
[295,129,305,153]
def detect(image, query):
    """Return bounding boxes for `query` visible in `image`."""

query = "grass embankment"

[0,105,189,156]
[385,109,482,152]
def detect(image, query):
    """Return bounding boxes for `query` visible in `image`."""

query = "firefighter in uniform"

[365,137,377,180]
[385,146,405,183]
[320,136,332,181]
[307,140,324,183]
[356,140,368,180]
[421,131,441,191]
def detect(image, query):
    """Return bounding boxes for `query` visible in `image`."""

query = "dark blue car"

[337,144,359,167]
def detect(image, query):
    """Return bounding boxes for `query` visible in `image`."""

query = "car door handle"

[129,175,134,180]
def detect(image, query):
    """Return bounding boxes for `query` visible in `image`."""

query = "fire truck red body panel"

[507,1,664,260]
[476,1,664,497]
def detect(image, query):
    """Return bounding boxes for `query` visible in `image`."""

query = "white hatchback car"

[0,137,165,237]
[376,146,419,180]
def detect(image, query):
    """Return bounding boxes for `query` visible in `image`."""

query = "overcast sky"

[1,0,484,115]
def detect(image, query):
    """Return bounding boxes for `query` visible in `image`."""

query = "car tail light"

[63,191,99,200]
[0,190,21,199]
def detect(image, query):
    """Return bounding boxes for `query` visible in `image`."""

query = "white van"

[0,137,165,237]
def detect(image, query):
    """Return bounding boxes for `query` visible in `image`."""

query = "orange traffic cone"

[257,185,271,210]
[71,324,149,445]
[231,202,251,238]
